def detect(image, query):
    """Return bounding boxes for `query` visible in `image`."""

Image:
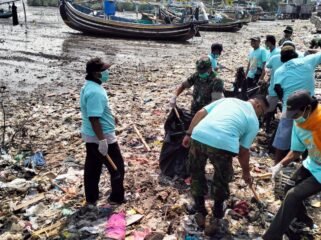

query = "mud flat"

[0,4,321,240]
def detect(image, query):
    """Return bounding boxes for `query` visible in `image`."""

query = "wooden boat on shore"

[59,0,200,41]
[0,9,12,18]
[159,8,244,32]
[198,20,243,32]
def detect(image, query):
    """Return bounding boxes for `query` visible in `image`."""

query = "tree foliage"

[257,0,281,12]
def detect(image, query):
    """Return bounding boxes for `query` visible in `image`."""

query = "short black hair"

[86,57,104,74]
[280,47,298,63]
[252,94,270,109]
[211,43,223,53]
[266,35,276,46]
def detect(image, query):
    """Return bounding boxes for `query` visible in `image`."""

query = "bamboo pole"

[249,183,260,202]
[106,154,118,171]
[133,124,151,151]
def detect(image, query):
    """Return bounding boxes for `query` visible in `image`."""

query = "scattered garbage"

[0,12,321,240]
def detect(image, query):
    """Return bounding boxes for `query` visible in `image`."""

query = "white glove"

[98,139,108,156]
[170,96,177,108]
[270,163,283,179]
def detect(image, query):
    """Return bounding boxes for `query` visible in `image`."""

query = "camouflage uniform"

[182,71,224,115]
[188,139,234,203]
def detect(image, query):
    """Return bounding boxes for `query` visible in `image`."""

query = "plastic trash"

[1,178,37,192]
[106,212,126,240]
[24,152,45,169]
[25,202,46,216]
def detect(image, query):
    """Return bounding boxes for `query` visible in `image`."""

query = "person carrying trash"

[182,95,269,234]
[169,56,224,115]
[263,90,321,240]
[80,57,125,206]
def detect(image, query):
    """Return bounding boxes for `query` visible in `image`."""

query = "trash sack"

[159,107,192,178]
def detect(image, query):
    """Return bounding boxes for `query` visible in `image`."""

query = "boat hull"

[59,0,198,41]
[0,11,12,18]
[199,21,243,32]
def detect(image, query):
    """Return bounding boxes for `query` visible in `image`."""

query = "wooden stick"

[249,184,261,202]
[32,220,64,237]
[254,172,272,180]
[173,107,181,121]
[106,155,118,171]
[133,125,151,151]
[12,193,45,211]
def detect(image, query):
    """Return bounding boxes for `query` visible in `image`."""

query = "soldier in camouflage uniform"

[170,56,224,115]
[182,96,269,232]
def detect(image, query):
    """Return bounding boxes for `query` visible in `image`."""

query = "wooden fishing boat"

[198,20,244,32]
[159,7,244,33]
[0,9,12,18]
[59,0,199,41]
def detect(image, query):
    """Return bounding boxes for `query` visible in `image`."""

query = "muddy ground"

[1,4,321,240]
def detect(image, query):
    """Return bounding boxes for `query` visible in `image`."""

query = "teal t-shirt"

[291,123,321,183]
[80,80,115,136]
[266,54,283,96]
[208,53,218,70]
[274,53,321,112]
[247,47,268,78]
[267,47,281,61]
[191,98,259,154]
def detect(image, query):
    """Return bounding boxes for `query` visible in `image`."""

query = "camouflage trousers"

[191,102,204,116]
[188,140,234,203]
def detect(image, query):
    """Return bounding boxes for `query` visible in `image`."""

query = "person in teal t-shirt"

[181,96,269,232]
[264,90,321,240]
[271,46,321,163]
[265,35,280,61]
[80,57,125,206]
[208,43,232,73]
[264,41,303,118]
[245,36,268,88]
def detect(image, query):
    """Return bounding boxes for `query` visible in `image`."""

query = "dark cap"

[284,26,293,34]
[286,90,313,118]
[250,36,260,41]
[196,56,212,73]
[86,57,111,73]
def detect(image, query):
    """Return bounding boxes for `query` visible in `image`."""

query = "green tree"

[258,0,281,12]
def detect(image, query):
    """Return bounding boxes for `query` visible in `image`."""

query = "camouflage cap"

[196,56,212,73]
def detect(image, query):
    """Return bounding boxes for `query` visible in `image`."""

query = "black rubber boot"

[186,196,207,228]
[186,196,207,215]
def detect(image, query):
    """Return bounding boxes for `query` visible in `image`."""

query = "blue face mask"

[100,70,109,83]
[199,72,209,79]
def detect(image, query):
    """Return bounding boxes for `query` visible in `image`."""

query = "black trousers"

[84,142,125,204]
[263,166,321,240]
